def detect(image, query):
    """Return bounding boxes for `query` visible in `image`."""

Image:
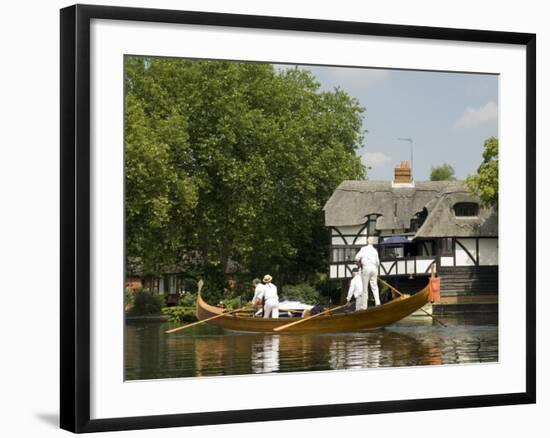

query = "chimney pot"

[394,160,412,183]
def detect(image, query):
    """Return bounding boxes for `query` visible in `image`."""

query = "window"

[381,245,404,259]
[438,238,453,256]
[419,240,434,256]
[367,214,378,236]
[454,202,479,217]
[412,207,428,231]
[332,247,360,263]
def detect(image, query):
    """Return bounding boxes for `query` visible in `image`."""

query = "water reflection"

[125,313,498,380]
[252,336,279,373]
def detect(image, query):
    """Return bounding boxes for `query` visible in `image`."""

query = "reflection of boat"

[196,285,430,334]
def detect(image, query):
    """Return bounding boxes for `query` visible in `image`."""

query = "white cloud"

[361,151,391,168]
[454,101,498,129]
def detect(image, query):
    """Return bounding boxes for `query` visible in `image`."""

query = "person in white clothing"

[251,278,266,317]
[257,274,279,319]
[346,267,366,310]
[355,236,381,307]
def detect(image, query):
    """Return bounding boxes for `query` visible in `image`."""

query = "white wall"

[455,238,476,266]
[331,225,367,245]
[479,238,499,266]
[0,1,546,437]
[447,238,499,267]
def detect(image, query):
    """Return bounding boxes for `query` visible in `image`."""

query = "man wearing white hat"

[255,274,279,318]
[355,236,381,307]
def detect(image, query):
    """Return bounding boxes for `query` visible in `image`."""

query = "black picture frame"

[60,4,536,433]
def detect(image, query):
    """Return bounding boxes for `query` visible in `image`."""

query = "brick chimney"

[393,161,412,184]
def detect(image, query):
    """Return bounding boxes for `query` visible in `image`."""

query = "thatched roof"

[415,191,498,238]
[323,180,497,238]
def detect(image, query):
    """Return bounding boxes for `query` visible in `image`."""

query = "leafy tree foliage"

[466,137,499,206]
[281,283,321,304]
[430,163,456,181]
[125,57,366,290]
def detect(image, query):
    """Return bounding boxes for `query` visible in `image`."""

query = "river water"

[125,312,498,380]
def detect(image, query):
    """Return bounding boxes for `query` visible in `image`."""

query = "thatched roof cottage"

[323,162,498,303]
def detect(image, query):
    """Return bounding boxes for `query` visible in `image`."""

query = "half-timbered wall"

[329,225,439,279]
[331,225,368,246]
[329,233,498,279]
[450,237,498,267]
[330,225,368,279]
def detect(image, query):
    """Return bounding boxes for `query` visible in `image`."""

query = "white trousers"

[361,265,381,306]
[264,301,279,318]
[355,293,368,310]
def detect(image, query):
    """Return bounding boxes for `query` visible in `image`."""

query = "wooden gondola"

[196,284,431,334]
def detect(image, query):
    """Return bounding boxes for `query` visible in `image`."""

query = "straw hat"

[263,274,272,283]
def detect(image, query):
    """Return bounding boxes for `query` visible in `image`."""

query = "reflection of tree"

[125,321,167,380]
[193,336,226,377]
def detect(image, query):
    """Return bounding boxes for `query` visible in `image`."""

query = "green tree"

[466,137,498,206]
[125,90,198,274]
[430,163,456,181]
[125,57,366,288]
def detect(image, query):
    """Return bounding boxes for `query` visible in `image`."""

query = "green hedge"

[161,306,197,323]
[129,291,166,315]
[178,292,197,307]
[281,283,320,304]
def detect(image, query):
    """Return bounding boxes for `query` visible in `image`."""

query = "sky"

[281,64,498,181]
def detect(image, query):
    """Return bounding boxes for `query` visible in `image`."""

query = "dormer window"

[367,214,378,236]
[454,202,479,217]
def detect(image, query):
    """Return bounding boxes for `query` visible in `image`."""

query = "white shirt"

[355,244,380,268]
[252,283,265,305]
[259,283,279,304]
[347,274,363,301]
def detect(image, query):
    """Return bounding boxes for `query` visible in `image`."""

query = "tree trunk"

[220,237,233,275]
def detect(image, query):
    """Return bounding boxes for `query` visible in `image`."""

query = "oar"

[378,278,447,327]
[165,306,251,334]
[273,303,351,332]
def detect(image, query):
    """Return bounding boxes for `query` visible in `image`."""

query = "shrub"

[162,306,197,323]
[130,291,165,315]
[312,272,341,305]
[178,292,197,307]
[182,277,198,294]
[222,296,243,309]
[231,275,255,300]
[282,283,320,304]
[201,266,228,304]
[125,287,134,309]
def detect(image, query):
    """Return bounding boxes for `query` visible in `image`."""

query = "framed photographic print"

[60,4,536,433]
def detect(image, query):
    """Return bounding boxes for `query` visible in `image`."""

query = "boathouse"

[323,162,498,305]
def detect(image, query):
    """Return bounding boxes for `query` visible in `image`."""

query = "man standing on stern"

[355,236,381,307]
[346,267,365,310]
